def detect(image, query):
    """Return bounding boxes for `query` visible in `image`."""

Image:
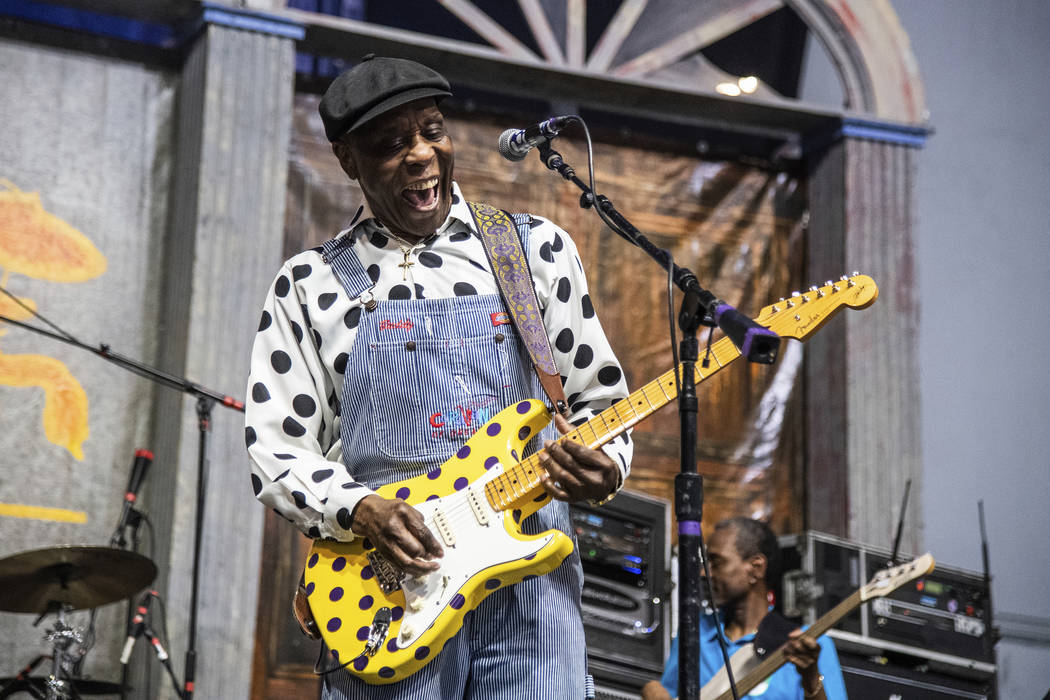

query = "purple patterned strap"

[467,201,567,412]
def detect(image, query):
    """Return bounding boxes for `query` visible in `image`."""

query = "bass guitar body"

[304,399,571,685]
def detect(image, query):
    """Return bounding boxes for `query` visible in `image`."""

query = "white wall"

[802,1,1050,696]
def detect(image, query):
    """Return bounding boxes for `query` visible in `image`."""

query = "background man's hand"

[640,680,672,700]
[785,629,824,696]
[538,413,621,503]
[350,494,443,576]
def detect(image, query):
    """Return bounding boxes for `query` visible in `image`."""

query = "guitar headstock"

[755,273,879,341]
[860,553,936,602]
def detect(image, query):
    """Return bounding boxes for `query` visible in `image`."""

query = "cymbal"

[0,545,157,613]
[0,677,126,696]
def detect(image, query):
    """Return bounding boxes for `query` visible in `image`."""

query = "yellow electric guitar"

[699,553,936,699]
[304,274,879,684]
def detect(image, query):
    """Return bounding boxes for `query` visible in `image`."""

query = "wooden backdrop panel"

[251,94,807,697]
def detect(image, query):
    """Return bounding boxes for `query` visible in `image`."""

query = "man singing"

[245,55,632,698]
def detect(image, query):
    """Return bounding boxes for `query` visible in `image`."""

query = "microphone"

[120,590,155,664]
[112,449,153,547]
[712,302,780,364]
[498,116,574,161]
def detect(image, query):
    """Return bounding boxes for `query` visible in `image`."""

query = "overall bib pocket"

[367,330,522,463]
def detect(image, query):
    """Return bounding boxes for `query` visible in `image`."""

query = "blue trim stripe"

[0,0,179,47]
[201,2,305,40]
[841,117,929,148]
[0,0,304,48]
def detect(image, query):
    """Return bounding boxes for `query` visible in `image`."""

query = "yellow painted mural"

[0,178,106,460]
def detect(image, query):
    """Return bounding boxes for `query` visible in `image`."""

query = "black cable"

[0,284,78,342]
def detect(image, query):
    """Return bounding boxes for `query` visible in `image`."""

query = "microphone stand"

[0,307,244,700]
[534,141,779,699]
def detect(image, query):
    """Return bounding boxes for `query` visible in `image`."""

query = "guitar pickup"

[467,487,490,526]
[433,509,456,547]
[367,551,405,594]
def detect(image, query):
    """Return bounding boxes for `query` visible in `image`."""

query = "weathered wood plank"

[612,0,784,78]
[587,0,649,73]
[437,0,539,61]
[517,0,566,65]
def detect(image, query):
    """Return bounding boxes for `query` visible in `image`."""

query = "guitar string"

[413,338,745,536]
[393,284,854,560]
[412,368,717,544]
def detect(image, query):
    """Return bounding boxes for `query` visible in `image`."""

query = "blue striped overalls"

[321,233,587,699]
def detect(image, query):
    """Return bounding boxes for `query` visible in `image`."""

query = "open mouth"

[402,176,440,211]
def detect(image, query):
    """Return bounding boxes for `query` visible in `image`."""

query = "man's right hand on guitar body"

[350,494,444,576]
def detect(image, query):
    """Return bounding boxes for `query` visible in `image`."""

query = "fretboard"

[484,333,744,512]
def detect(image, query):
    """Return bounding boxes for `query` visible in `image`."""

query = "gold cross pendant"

[398,250,415,280]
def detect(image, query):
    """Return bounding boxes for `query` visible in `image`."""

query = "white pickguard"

[393,465,554,648]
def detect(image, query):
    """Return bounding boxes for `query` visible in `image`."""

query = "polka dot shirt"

[245,182,633,541]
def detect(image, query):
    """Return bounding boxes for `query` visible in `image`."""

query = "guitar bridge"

[367,551,405,594]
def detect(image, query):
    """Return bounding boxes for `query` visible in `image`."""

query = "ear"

[748,553,768,585]
[332,140,358,181]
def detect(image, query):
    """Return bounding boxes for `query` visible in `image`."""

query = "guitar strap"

[466,200,568,416]
[752,610,796,658]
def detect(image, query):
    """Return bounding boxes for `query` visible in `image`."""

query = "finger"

[384,529,441,575]
[403,511,444,559]
[540,445,585,493]
[553,412,573,435]
[551,431,601,464]
[539,472,571,501]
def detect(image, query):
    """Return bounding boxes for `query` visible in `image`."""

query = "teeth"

[405,178,438,191]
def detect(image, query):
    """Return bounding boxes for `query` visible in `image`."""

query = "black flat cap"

[319,55,452,142]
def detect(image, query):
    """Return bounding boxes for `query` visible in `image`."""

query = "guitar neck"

[485,334,744,512]
[714,590,862,700]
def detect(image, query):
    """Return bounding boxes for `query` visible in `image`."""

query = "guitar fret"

[594,412,614,443]
[613,399,639,425]
[575,423,598,448]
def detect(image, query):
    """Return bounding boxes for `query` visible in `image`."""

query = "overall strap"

[466,201,567,415]
[320,233,378,311]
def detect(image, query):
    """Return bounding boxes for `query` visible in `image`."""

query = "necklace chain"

[381,229,431,280]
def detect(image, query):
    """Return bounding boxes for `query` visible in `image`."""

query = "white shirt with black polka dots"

[245,182,633,541]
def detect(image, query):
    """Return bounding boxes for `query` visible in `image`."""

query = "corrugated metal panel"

[804,136,922,555]
[0,38,177,679]
[148,23,294,700]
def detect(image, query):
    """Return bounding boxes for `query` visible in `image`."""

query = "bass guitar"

[699,553,936,699]
[304,273,879,684]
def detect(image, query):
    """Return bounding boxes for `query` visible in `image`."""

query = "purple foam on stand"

[679,520,701,536]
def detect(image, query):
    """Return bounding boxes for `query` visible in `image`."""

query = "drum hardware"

[0,546,157,699]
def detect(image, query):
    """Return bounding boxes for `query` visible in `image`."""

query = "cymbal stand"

[0,293,244,700]
[0,655,47,700]
[43,603,83,700]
